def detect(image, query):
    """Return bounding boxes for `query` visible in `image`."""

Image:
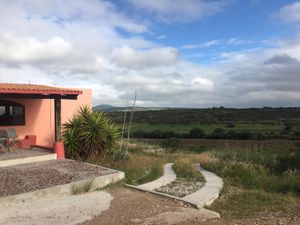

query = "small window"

[0,100,25,126]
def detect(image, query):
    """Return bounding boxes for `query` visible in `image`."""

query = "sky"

[0,0,300,108]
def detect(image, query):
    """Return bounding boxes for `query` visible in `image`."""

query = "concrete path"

[127,163,223,209]
[183,164,223,208]
[137,163,176,190]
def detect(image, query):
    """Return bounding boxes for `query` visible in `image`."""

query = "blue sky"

[121,0,298,64]
[0,0,300,107]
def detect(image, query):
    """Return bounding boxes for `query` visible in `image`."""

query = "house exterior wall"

[0,89,92,147]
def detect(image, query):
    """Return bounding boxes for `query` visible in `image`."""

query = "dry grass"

[89,140,300,221]
[173,158,205,181]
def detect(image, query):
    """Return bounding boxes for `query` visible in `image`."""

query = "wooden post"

[54,97,61,142]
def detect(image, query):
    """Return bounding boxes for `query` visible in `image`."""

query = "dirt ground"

[79,188,300,225]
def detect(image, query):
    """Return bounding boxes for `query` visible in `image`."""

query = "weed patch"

[208,187,289,219]
[71,180,95,195]
[173,158,205,181]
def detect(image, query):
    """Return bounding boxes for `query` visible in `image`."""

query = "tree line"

[104,107,300,125]
[129,127,300,140]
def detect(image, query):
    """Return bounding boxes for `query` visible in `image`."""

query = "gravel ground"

[80,188,219,225]
[194,211,300,225]
[0,191,112,225]
[81,188,300,225]
[155,178,205,197]
[1,187,298,225]
[0,159,116,197]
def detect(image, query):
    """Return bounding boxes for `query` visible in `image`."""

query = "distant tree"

[150,129,164,139]
[237,131,253,140]
[226,123,235,128]
[131,130,147,138]
[284,124,292,133]
[211,128,226,139]
[189,128,206,139]
[163,138,182,149]
[162,131,177,139]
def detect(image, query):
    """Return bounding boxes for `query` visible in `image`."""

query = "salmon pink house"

[0,83,92,150]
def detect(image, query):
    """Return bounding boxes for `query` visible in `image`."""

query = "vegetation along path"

[130,163,223,209]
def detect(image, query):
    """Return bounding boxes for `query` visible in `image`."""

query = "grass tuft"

[71,180,95,195]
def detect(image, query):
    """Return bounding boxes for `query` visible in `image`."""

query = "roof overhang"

[0,83,82,100]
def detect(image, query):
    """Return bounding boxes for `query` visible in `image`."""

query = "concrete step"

[0,153,57,168]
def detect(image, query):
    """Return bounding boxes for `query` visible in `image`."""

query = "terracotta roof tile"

[0,83,82,95]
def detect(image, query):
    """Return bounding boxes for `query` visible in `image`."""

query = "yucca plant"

[63,106,120,160]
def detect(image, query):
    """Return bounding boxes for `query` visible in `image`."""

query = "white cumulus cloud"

[126,0,228,22]
[111,45,178,68]
[0,34,71,64]
[275,1,300,23]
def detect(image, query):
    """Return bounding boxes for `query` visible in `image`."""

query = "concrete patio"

[0,159,124,199]
[0,148,125,203]
[0,148,57,167]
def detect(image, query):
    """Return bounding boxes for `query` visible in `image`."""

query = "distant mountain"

[93,104,124,112]
[93,104,168,112]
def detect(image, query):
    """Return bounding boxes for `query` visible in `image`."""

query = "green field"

[109,108,300,139]
[127,123,295,134]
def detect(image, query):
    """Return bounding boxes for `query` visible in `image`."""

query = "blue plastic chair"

[7,128,19,149]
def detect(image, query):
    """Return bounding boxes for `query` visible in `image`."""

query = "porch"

[0,83,85,149]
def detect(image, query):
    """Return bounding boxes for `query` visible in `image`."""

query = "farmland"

[129,122,287,134]
[101,107,300,140]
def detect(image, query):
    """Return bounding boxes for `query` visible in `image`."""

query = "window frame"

[0,100,25,126]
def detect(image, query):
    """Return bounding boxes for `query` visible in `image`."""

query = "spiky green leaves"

[63,106,120,160]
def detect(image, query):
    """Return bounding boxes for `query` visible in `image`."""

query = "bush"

[63,106,120,160]
[270,148,300,174]
[163,138,182,151]
[150,129,164,138]
[210,128,226,139]
[226,123,235,128]
[202,145,300,195]
[189,128,206,138]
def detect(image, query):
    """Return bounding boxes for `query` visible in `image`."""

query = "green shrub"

[63,106,120,160]
[226,123,235,128]
[202,160,300,195]
[210,128,226,139]
[163,138,182,151]
[189,128,206,138]
[210,144,300,175]
[271,149,300,174]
